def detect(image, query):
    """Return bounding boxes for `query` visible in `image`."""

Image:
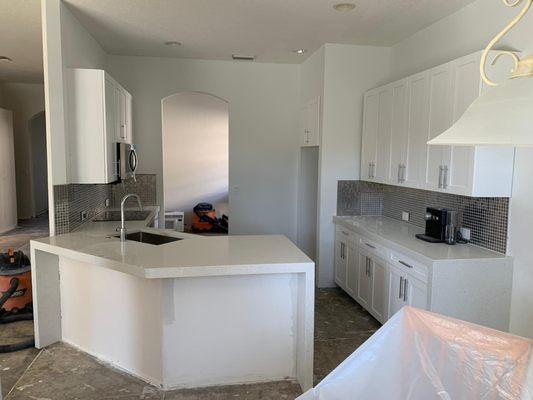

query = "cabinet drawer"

[389,251,428,283]
[359,237,388,260]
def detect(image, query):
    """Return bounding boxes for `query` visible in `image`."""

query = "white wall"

[107,56,300,239]
[390,0,533,338]
[316,44,390,287]
[0,83,45,219]
[0,108,17,233]
[162,92,229,226]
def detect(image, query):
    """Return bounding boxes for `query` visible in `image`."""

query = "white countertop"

[31,208,313,279]
[333,215,508,263]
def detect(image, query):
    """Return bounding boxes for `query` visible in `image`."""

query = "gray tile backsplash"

[337,180,509,254]
[54,174,157,235]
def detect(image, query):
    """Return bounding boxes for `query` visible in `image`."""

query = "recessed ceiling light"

[293,49,307,55]
[333,3,356,12]
[0,56,13,62]
[164,41,181,46]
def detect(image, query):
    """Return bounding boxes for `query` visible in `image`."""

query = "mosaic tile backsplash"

[337,181,509,254]
[54,174,157,235]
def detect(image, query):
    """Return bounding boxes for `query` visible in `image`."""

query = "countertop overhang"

[31,228,313,279]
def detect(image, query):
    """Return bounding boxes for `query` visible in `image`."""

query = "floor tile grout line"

[5,348,44,399]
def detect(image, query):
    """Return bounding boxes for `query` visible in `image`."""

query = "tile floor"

[0,214,49,255]
[0,288,380,399]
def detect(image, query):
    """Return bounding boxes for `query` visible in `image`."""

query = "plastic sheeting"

[299,307,533,400]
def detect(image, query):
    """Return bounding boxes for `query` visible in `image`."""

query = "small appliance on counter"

[416,207,460,245]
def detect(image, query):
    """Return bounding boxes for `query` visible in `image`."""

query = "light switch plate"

[402,211,410,222]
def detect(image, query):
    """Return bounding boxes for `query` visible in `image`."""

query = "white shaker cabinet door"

[361,90,379,181]
[388,265,405,318]
[405,72,429,188]
[389,79,409,185]
[403,275,428,310]
[370,255,389,323]
[374,86,392,183]
[425,63,453,191]
[357,252,372,309]
[334,230,349,289]
[346,243,360,299]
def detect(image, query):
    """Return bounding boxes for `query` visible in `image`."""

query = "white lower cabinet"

[334,228,428,325]
[388,265,428,318]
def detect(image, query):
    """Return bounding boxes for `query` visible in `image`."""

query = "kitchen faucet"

[118,194,143,242]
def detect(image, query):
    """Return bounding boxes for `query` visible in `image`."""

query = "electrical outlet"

[80,211,88,221]
[459,227,471,241]
[402,211,410,222]
[105,198,110,207]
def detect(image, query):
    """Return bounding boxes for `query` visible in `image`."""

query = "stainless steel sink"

[115,231,183,245]
[94,210,151,222]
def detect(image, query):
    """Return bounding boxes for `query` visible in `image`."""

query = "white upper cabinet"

[300,97,320,147]
[361,89,379,180]
[361,50,515,197]
[67,68,133,184]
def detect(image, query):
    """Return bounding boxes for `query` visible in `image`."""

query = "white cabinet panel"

[346,243,359,298]
[374,87,392,183]
[361,90,379,180]
[404,276,428,310]
[425,63,453,191]
[334,229,348,289]
[388,266,405,318]
[405,72,429,188]
[300,97,320,147]
[356,252,372,309]
[389,79,409,185]
[370,255,389,323]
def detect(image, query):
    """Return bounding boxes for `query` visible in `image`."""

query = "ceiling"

[0,0,478,83]
[0,0,43,83]
[64,0,477,63]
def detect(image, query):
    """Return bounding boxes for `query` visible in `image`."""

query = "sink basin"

[116,231,183,245]
[94,210,151,222]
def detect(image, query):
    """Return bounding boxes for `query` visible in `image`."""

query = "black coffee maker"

[416,207,457,244]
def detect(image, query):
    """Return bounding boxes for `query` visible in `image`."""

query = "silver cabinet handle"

[401,164,406,183]
[442,165,448,189]
[403,279,408,302]
[397,164,402,183]
[365,257,369,275]
[438,166,443,188]
[399,276,404,299]
[399,260,413,269]
[364,242,375,249]
[341,242,345,259]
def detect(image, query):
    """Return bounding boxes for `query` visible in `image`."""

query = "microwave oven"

[116,142,138,182]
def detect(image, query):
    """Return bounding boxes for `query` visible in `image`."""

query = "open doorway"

[162,92,229,233]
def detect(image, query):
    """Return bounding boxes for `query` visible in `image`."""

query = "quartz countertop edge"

[333,215,509,264]
[30,232,313,279]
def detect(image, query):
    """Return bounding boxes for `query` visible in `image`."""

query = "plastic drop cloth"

[299,307,533,400]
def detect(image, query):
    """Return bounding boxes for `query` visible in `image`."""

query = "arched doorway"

[162,92,229,230]
[28,111,48,216]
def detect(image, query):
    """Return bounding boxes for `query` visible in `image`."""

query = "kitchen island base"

[31,239,314,391]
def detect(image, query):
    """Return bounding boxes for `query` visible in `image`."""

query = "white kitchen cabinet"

[345,242,360,298]
[388,79,409,184]
[361,50,515,197]
[361,89,379,180]
[388,264,428,318]
[370,255,389,323]
[334,228,349,289]
[300,97,320,147]
[67,68,133,184]
[356,251,372,309]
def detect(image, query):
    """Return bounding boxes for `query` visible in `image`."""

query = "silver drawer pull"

[399,260,413,269]
[364,243,376,249]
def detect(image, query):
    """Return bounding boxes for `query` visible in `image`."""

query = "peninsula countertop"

[333,215,508,264]
[31,226,312,280]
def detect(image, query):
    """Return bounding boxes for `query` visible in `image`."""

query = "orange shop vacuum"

[0,249,34,352]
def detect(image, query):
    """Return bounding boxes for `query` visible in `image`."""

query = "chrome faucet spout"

[119,194,143,242]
